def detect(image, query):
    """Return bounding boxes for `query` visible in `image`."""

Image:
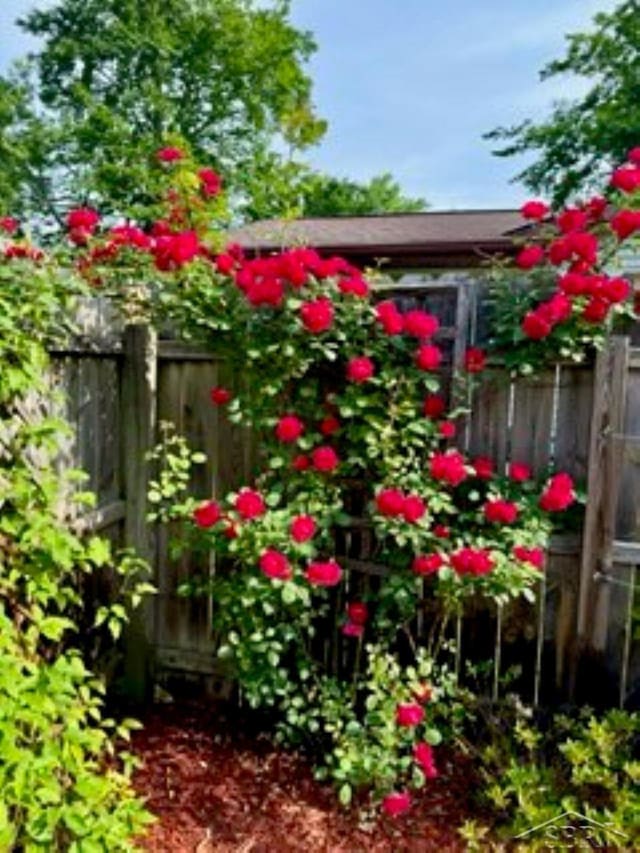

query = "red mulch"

[132,702,477,853]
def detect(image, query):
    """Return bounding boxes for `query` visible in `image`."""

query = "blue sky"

[0,0,618,209]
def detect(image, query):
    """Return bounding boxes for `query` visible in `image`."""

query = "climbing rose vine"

[3,142,638,815]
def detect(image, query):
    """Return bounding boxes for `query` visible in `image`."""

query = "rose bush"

[488,152,639,374]
[4,143,637,815]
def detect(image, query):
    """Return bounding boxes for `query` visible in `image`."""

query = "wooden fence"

[47,284,640,707]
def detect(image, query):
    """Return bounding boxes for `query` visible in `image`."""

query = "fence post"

[573,336,628,697]
[121,322,157,704]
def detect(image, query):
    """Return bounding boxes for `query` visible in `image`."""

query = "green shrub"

[460,701,640,850]
[0,608,152,851]
[0,254,153,849]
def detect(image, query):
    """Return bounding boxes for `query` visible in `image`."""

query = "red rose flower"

[438,420,456,439]
[0,216,19,234]
[412,554,445,576]
[67,207,100,234]
[538,293,572,324]
[566,231,598,265]
[110,225,150,249]
[508,461,531,481]
[342,621,364,637]
[346,601,368,624]
[522,311,552,340]
[602,276,631,304]
[557,207,588,234]
[319,415,340,436]
[300,297,334,333]
[473,457,494,479]
[610,166,640,193]
[376,300,404,335]
[450,547,495,576]
[376,488,405,516]
[403,494,427,523]
[513,545,545,569]
[548,237,572,266]
[583,297,610,323]
[235,488,266,520]
[305,559,342,586]
[423,394,446,419]
[415,344,442,371]
[382,791,411,818]
[414,742,438,778]
[259,549,292,581]
[193,500,222,528]
[429,450,468,486]
[433,524,450,539]
[463,347,486,373]
[584,195,608,221]
[610,209,640,241]
[222,518,239,539]
[403,309,439,339]
[484,499,519,524]
[215,253,236,274]
[516,245,545,270]
[396,702,424,727]
[153,230,200,270]
[520,200,549,220]
[339,275,369,297]
[210,386,232,406]
[311,446,339,472]
[246,277,284,308]
[347,356,375,383]
[156,146,184,162]
[198,168,222,197]
[628,147,640,165]
[559,272,589,296]
[290,514,317,543]
[275,414,304,443]
[413,682,433,704]
[539,473,575,512]
[292,454,310,471]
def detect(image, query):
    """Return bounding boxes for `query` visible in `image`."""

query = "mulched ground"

[131,701,479,852]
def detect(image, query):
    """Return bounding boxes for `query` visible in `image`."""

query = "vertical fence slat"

[510,372,556,475]
[121,324,158,703]
[574,337,629,692]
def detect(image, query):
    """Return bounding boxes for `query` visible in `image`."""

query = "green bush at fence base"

[458,702,640,850]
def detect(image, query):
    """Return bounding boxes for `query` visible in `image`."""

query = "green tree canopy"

[299,172,427,217]
[2,0,326,219]
[485,0,640,205]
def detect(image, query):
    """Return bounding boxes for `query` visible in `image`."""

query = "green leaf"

[338,783,352,806]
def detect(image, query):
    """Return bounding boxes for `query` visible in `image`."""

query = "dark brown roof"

[229,210,528,268]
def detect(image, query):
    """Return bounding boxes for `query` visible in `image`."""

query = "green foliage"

[299,172,427,217]
[462,701,640,849]
[0,252,153,848]
[2,0,324,220]
[282,647,460,804]
[486,0,640,203]
[0,608,152,851]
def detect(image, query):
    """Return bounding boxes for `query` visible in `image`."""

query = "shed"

[229,209,528,270]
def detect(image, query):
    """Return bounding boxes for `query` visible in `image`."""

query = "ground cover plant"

[2,142,640,838]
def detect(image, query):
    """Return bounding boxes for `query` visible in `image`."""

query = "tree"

[485,0,640,205]
[298,172,427,217]
[2,0,326,219]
